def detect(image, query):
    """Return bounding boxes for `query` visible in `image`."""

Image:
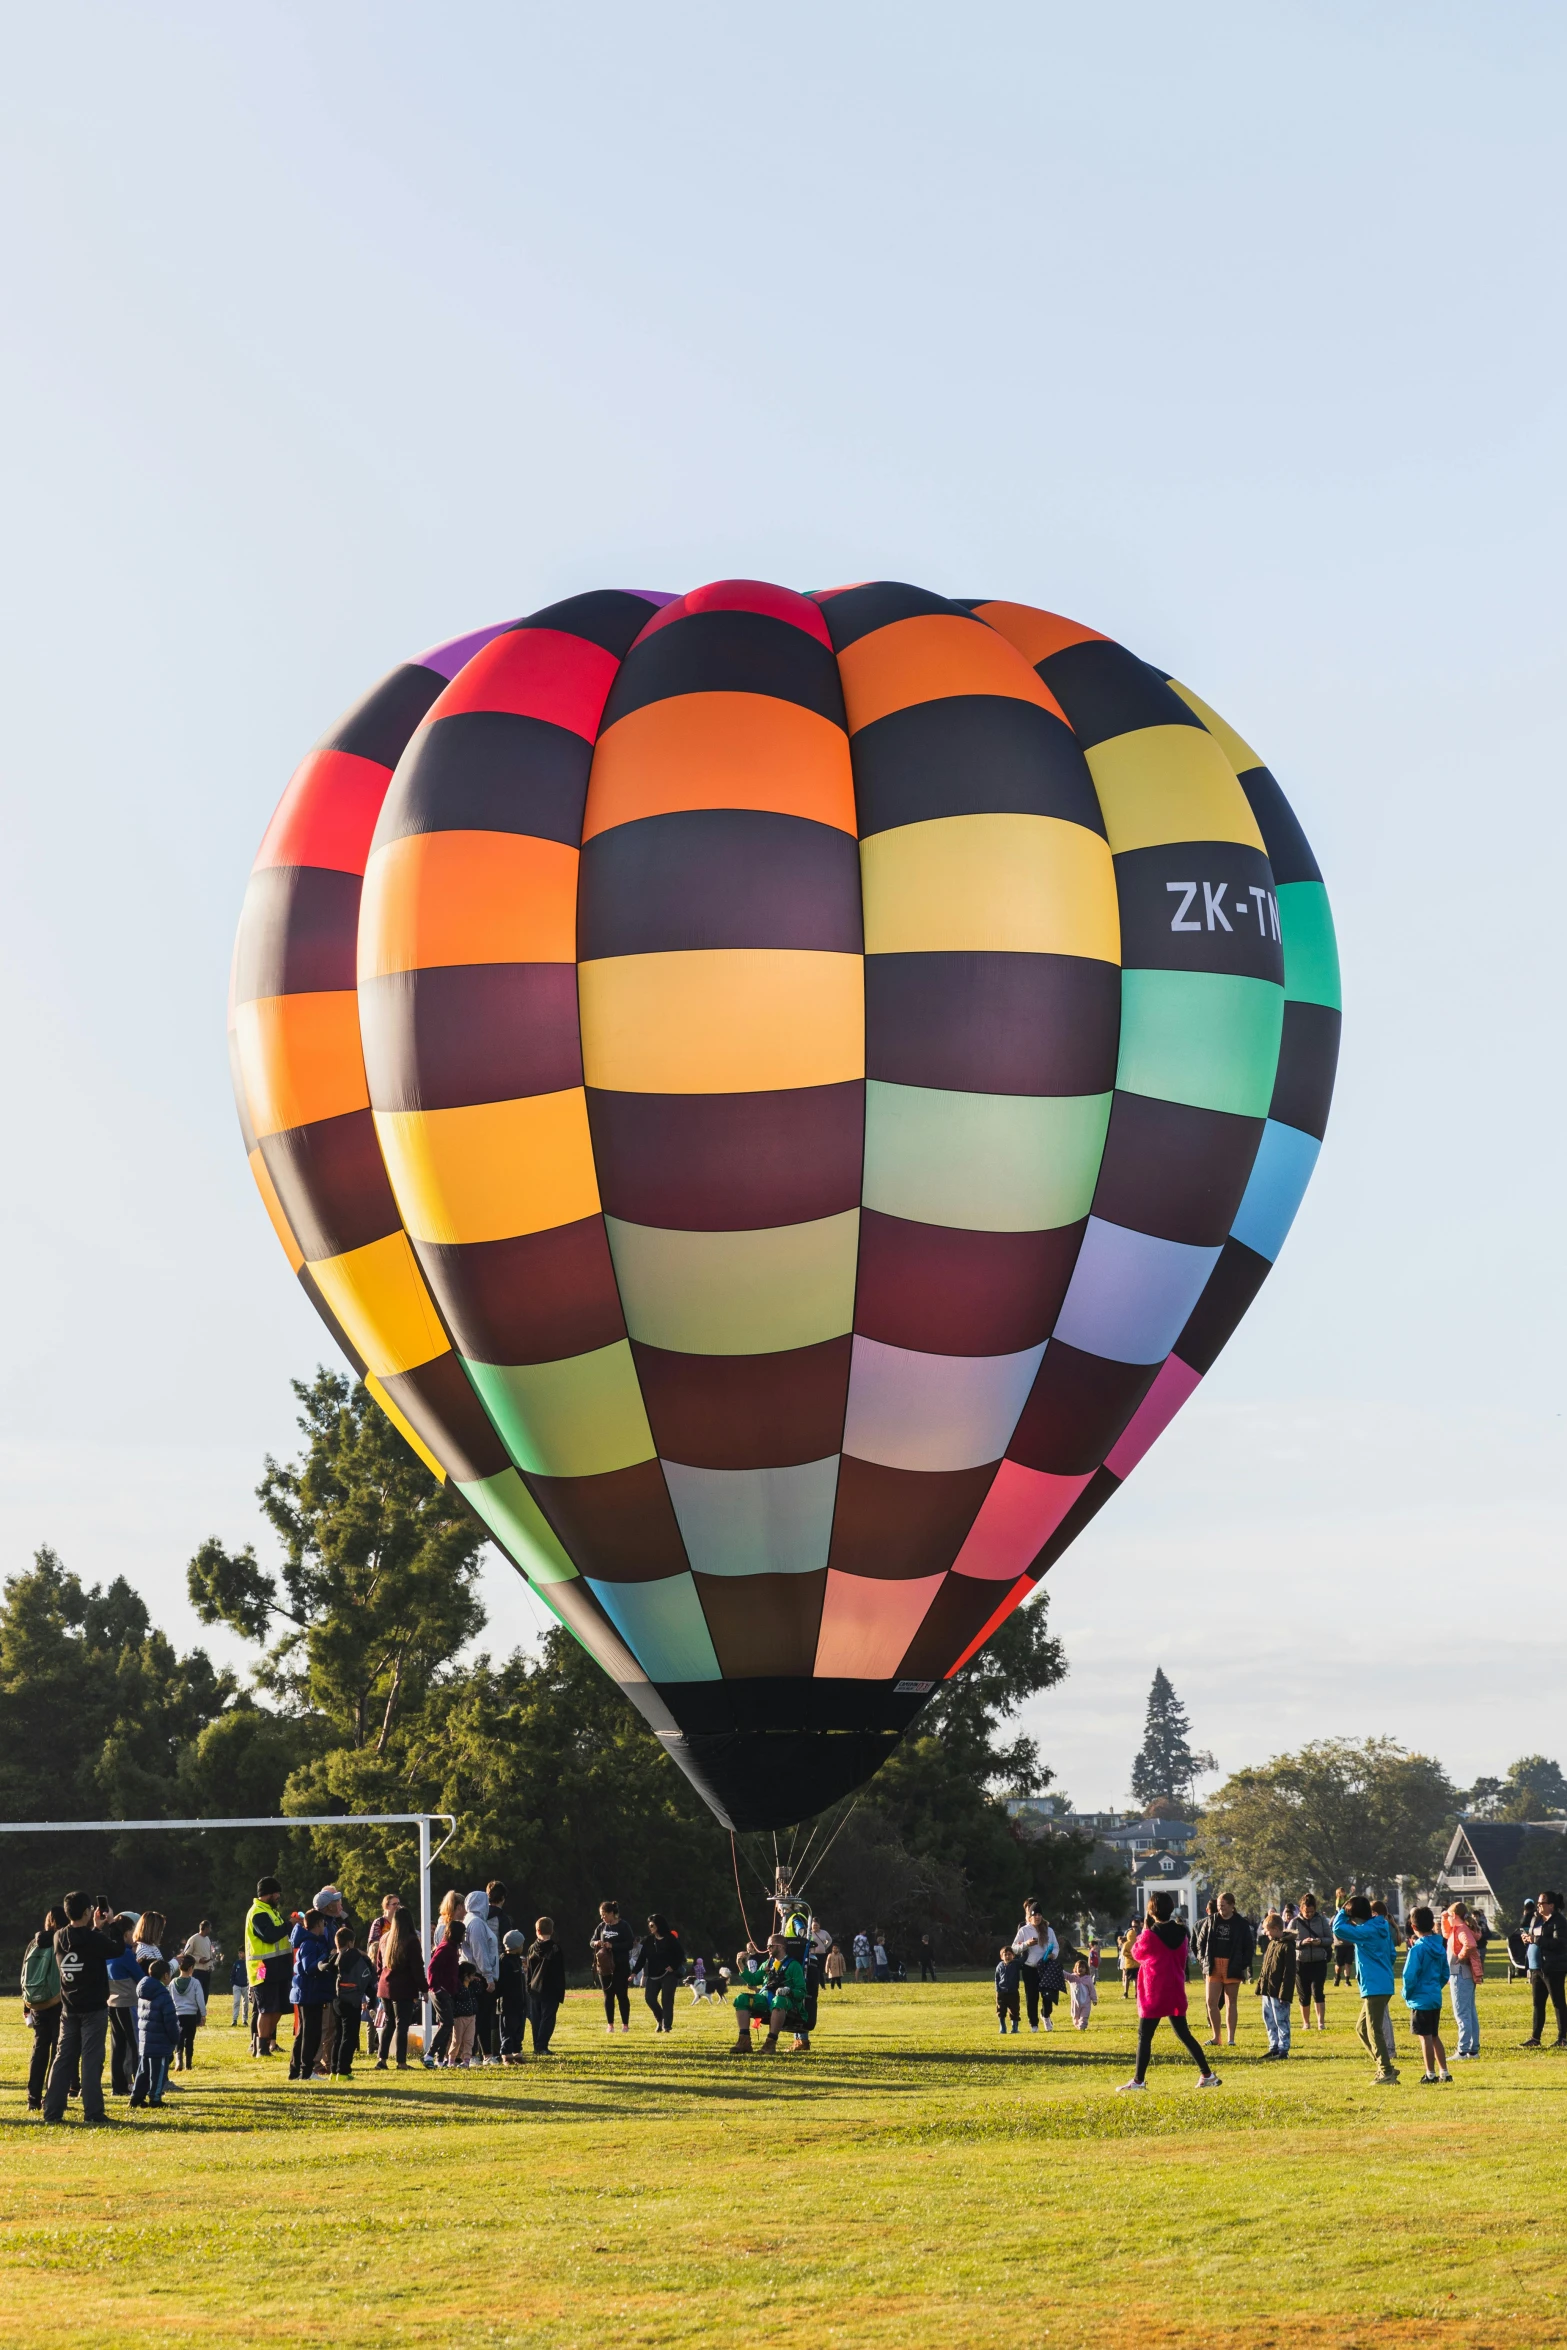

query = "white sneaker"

[1116,2078,1148,2093]
[1198,2072,1223,2088]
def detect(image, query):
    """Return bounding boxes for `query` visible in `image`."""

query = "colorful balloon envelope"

[230,580,1338,1829]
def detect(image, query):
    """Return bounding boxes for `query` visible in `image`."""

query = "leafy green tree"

[1191,1737,1458,1908]
[0,1546,238,1943]
[1129,1667,1210,1810]
[1466,1756,1567,1821]
[189,1370,485,1751]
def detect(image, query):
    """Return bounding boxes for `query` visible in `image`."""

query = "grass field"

[2,1971,1564,2348]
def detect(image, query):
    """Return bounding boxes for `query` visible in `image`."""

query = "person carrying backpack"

[20,1913,64,2112]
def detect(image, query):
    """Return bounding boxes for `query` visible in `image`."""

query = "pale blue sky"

[3,3,1562,1805]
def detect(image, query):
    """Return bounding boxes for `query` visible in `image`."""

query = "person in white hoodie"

[463,1891,500,2063]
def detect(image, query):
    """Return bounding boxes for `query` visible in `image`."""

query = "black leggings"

[27,2009,60,2105]
[377,1997,418,2064]
[1297,1959,1328,2010]
[1135,2011,1212,2082]
[602,1980,629,2027]
[1532,1969,1567,2042]
[644,1974,676,2031]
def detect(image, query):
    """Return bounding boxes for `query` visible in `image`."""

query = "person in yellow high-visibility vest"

[244,1876,292,2056]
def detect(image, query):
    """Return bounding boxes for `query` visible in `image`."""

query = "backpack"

[21,1940,61,2009]
[591,1939,616,1983]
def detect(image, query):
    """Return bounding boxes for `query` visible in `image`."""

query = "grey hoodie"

[464,1891,499,1985]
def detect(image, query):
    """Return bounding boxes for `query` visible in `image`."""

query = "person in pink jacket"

[1117,1892,1224,2093]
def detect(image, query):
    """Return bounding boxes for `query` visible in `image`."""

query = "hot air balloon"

[229,580,1338,1831]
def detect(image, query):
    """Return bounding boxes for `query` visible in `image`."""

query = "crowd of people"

[1102,1884,1566,2090]
[18,1869,1562,2120]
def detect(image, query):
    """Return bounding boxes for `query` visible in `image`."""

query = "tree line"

[1,1370,1128,1963]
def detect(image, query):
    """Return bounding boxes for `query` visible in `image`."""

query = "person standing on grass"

[1199,1892,1255,2049]
[1117,1892,1221,2093]
[1068,1957,1098,2031]
[180,1918,219,2007]
[1290,1894,1332,2032]
[1331,1894,1399,2085]
[104,1916,141,2096]
[228,1951,249,2029]
[497,1929,528,2060]
[425,1915,465,2066]
[525,1916,567,2053]
[1255,1913,1296,2059]
[463,1891,501,2064]
[995,1945,1022,2034]
[20,1910,65,2113]
[1401,1906,1452,2083]
[1522,1889,1567,2049]
[310,1888,348,2075]
[853,1931,871,1983]
[245,1877,292,2058]
[449,1963,481,2064]
[373,1905,425,2070]
[368,1892,402,1969]
[642,1914,684,2034]
[129,1958,178,2111]
[1439,1899,1482,2059]
[590,1900,634,2034]
[169,1952,207,2071]
[1012,1901,1058,2032]
[1117,1923,1139,2000]
[331,1926,375,2079]
[918,1934,938,1982]
[287,1908,333,2081]
[42,1892,116,2127]
[825,1942,846,1991]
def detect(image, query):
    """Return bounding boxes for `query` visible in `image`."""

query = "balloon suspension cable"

[794,1796,861,1899]
[730,1832,762,1953]
[789,1813,825,1884]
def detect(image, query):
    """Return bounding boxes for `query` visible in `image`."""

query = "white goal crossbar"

[0,1812,458,2038]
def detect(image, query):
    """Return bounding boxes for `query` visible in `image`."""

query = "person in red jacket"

[426,1918,466,2066]
[1117,1893,1223,2093]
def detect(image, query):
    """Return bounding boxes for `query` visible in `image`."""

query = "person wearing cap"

[244,1877,292,2058]
[310,1887,348,2074]
[497,1929,528,2062]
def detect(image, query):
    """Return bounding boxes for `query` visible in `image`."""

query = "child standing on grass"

[1118,1925,1139,1999]
[449,1962,481,2065]
[1256,1913,1296,2058]
[1401,1907,1452,2083]
[169,1952,207,2070]
[131,1959,179,2109]
[1331,1894,1399,2085]
[229,1951,248,2028]
[1117,1892,1221,2094]
[995,1945,1021,2034]
[825,1942,846,1991]
[498,1928,527,2062]
[1068,1957,1097,2031]
[331,1927,376,2079]
[524,1917,567,2054]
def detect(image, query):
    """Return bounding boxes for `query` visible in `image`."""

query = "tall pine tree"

[1129,1667,1205,1811]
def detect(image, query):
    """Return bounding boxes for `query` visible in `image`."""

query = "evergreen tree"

[1129,1667,1204,1810]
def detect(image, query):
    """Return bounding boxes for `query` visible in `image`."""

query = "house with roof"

[1437,1818,1567,1921]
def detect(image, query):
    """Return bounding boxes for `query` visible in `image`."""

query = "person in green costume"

[729,1946,769,2052]
[761,1934,811,2053]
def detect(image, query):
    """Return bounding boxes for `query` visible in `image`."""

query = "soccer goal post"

[0,1811,457,2043]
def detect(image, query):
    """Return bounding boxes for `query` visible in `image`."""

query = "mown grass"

[2,1971,1564,2347]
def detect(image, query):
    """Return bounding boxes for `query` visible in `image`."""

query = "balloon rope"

[795,1796,860,1897]
[791,1815,824,1882]
[731,1831,762,1951]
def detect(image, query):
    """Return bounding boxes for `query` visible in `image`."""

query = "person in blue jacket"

[1331,1894,1399,2084]
[1400,1906,1452,2083]
[130,1959,179,2109]
[287,1908,334,2081]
